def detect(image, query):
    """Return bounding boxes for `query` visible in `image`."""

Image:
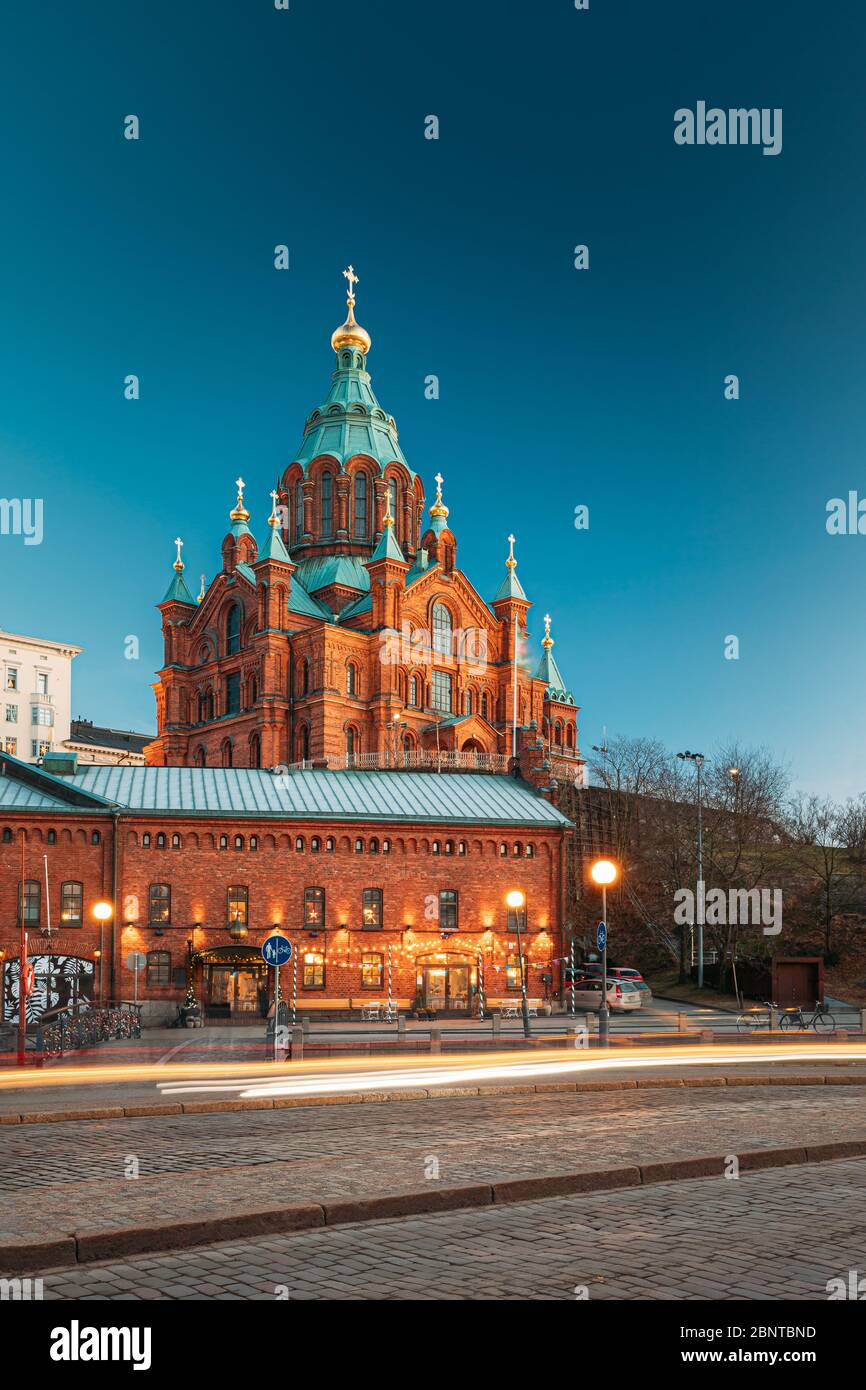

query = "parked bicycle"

[736,999,836,1034]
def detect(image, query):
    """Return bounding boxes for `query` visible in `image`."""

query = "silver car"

[569,977,642,1012]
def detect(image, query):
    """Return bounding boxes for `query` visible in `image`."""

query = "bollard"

[769,1007,780,1032]
[678,1012,688,1033]
[430,1028,442,1054]
[492,1012,501,1037]
[291,1026,304,1061]
[302,1017,311,1037]
[397,1013,406,1035]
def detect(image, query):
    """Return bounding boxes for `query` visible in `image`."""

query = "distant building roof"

[68,720,153,754]
[0,756,569,827]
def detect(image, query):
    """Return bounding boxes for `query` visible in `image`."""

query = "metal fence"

[35,1002,142,1058]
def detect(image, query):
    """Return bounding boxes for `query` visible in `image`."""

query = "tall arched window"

[195,746,206,767]
[409,675,418,707]
[464,689,473,716]
[346,727,359,763]
[432,603,452,657]
[249,733,261,768]
[221,739,233,768]
[226,604,241,656]
[481,692,489,720]
[321,472,333,536]
[353,473,368,537]
[294,482,303,543]
[299,658,309,697]
[298,725,310,761]
[387,478,398,528]
[347,663,357,696]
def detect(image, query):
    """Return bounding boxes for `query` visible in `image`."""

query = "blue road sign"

[596,921,607,953]
[261,934,292,967]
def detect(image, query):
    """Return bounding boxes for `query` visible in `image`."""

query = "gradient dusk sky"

[0,0,863,796]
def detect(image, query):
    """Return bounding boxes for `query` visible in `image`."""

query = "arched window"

[464,689,473,716]
[249,733,261,768]
[226,604,241,656]
[353,473,368,537]
[320,471,333,536]
[60,881,83,925]
[347,663,357,696]
[481,692,489,720]
[298,725,310,761]
[299,659,309,697]
[432,603,452,656]
[294,481,304,543]
[431,670,452,714]
[195,746,206,767]
[221,739,233,767]
[409,675,419,707]
[346,727,359,763]
[387,477,398,529]
[249,675,257,706]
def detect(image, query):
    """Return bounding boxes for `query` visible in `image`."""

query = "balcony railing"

[277,750,585,780]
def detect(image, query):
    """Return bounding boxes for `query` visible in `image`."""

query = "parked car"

[569,977,642,1012]
[582,964,651,998]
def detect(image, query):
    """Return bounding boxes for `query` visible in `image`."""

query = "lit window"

[304,887,324,928]
[60,881,83,925]
[361,952,384,989]
[146,950,172,988]
[362,888,382,928]
[227,885,248,927]
[148,883,171,926]
[439,890,458,932]
[303,951,324,989]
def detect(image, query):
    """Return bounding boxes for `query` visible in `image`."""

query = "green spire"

[535,613,574,702]
[259,491,292,563]
[493,533,526,601]
[229,476,255,541]
[161,537,195,604]
[369,503,405,564]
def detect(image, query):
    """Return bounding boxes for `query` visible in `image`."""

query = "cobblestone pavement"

[1,1083,864,1243]
[32,1157,866,1300]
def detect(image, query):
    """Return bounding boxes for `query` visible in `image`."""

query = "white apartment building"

[0,628,81,762]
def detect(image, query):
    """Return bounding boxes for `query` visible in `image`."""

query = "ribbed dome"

[331,298,371,355]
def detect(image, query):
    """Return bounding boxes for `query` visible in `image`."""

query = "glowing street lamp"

[93,900,113,1003]
[505,889,531,1038]
[590,859,618,1046]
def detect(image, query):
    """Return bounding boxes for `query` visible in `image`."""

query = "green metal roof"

[368,521,405,565]
[161,569,195,605]
[4,765,570,826]
[292,552,371,597]
[535,645,575,704]
[258,521,292,564]
[291,354,412,477]
[492,566,527,602]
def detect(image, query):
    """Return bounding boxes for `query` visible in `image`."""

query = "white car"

[570,977,642,1013]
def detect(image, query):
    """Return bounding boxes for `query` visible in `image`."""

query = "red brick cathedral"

[146,272,583,784]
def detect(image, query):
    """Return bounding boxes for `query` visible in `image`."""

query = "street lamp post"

[505,889,531,1038]
[590,858,618,1047]
[677,750,705,988]
[93,901,114,1003]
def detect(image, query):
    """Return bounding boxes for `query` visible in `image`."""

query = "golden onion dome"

[331,265,371,354]
[331,297,371,355]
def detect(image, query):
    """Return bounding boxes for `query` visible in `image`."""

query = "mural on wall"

[2,955,95,1022]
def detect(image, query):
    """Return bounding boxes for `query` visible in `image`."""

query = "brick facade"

[0,807,569,1026]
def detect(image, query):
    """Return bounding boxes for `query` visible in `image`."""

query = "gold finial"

[196,574,206,605]
[269,489,280,527]
[542,612,554,649]
[429,471,449,519]
[383,495,395,527]
[506,533,517,569]
[331,265,371,354]
[173,537,184,572]
[230,476,250,522]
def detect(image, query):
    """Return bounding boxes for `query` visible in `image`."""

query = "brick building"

[145,273,584,785]
[0,756,571,1025]
[0,274,585,1029]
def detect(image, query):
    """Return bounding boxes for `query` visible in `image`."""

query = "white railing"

[548,756,586,786]
[341,750,510,774]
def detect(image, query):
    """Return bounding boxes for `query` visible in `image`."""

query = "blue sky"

[0,0,863,797]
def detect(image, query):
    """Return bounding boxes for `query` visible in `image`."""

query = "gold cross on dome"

[343,265,359,301]
[173,537,184,569]
[235,477,245,503]
[506,534,516,568]
[544,613,551,634]
[270,488,279,514]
